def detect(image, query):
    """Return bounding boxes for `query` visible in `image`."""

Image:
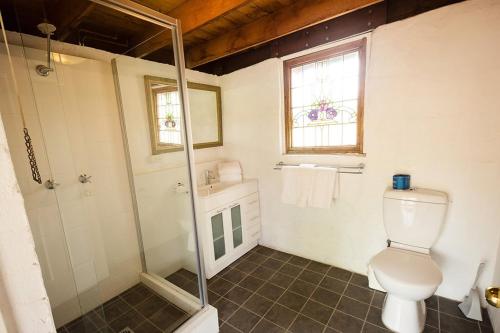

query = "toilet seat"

[371,247,442,301]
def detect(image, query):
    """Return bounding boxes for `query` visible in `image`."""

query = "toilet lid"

[371,247,442,288]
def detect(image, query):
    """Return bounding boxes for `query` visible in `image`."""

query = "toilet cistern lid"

[384,188,448,204]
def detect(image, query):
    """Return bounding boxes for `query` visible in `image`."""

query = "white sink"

[197,179,259,212]
[197,182,235,197]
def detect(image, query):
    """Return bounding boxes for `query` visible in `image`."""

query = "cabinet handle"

[251,231,260,237]
[250,215,259,221]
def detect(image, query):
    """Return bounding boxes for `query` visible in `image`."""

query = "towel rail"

[273,161,364,174]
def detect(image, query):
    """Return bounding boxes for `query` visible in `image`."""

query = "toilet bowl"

[370,188,448,333]
[371,246,442,332]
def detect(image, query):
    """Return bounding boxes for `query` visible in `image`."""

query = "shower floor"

[57,283,190,333]
[165,245,493,333]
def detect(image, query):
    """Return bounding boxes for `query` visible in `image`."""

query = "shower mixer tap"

[44,179,59,190]
[79,174,92,184]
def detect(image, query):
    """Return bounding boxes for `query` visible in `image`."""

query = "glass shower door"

[0,13,107,330]
[111,0,208,310]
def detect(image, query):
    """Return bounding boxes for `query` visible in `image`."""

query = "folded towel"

[281,165,338,208]
[217,161,242,175]
[220,173,243,183]
[218,161,242,183]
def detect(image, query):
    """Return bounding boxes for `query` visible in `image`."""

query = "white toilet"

[370,187,448,333]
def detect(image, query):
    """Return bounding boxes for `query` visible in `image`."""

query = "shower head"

[36,22,56,77]
[37,22,56,35]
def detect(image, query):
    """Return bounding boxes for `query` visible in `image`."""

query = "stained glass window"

[284,38,366,154]
[154,87,182,145]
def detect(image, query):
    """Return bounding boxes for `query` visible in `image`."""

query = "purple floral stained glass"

[288,45,362,148]
[307,100,337,122]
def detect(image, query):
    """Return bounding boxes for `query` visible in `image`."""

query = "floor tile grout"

[438,295,442,333]
[194,245,492,333]
[220,251,396,332]
[61,281,191,333]
[62,245,493,333]
[325,272,354,333]
[364,286,377,332]
[236,250,316,332]
[219,248,291,332]
[245,255,294,332]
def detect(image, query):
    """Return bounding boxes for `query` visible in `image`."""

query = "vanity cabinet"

[198,180,260,278]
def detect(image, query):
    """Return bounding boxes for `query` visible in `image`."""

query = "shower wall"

[0,44,141,326]
[1,36,226,326]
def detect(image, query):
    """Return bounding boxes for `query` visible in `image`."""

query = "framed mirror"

[144,75,223,154]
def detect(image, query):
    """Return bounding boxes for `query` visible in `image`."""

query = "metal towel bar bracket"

[273,161,365,174]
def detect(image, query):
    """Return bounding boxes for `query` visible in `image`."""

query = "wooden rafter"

[186,0,382,68]
[49,0,96,41]
[131,0,253,58]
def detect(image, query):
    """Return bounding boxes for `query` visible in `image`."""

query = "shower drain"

[118,328,135,333]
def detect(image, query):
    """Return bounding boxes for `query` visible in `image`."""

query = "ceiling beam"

[130,0,252,58]
[186,0,382,68]
[195,2,386,75]
[49,0,96,41]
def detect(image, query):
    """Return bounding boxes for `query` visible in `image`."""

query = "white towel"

[281,165,338,208]
[281,166,314,207]
[218,161,242,182]
[220,173,243,183]
[217,161,242,175]
[309,167,338,208]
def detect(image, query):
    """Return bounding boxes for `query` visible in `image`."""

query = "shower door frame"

[90,0,208,307]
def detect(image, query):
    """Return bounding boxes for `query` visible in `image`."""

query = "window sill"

[283,152,366,157]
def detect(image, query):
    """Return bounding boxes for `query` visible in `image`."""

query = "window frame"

[283,38,367,155]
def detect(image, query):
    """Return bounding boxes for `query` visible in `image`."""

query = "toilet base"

[382,294,426,333]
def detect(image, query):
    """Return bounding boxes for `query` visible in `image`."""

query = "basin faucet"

[204,170,216,185]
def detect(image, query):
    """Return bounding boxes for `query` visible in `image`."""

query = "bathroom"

[0,0,500,332]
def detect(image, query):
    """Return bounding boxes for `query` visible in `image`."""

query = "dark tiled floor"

[205,245,492,333]
[165,268,201,298]
[57,283,190,333]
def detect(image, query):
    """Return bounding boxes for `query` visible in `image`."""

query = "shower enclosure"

[0,0,212,332]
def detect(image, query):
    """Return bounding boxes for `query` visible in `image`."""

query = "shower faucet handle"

[44,179,60,190]
[78,174,92,184]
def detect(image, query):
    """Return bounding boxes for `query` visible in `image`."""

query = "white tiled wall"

[0,45,141,327]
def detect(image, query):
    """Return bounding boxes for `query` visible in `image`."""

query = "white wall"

[220,0,500,301]
[113,56,224,278]
[0,99,55,332]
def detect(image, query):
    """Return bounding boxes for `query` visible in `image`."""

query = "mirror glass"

[145,75,222,154]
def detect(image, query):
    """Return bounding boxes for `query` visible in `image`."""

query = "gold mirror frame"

[144,75,223,154]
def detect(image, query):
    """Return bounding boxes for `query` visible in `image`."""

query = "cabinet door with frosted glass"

[210,211,227,262]
[230,204,243,249]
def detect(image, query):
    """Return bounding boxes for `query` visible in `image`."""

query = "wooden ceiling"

[0,0,462,74]
[0,0,379,66]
